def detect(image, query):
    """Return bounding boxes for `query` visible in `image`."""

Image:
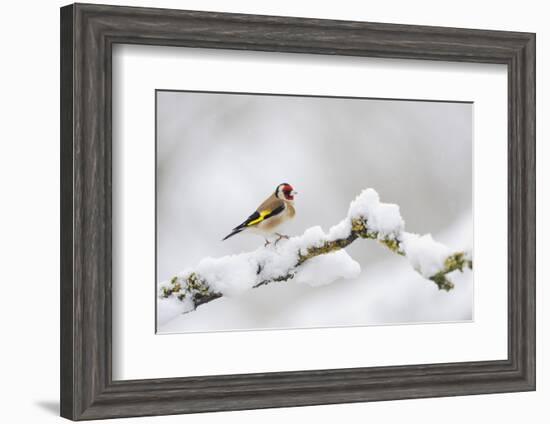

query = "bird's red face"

[280,183,296,201]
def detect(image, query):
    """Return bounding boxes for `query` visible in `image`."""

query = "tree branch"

[159,189,472,314]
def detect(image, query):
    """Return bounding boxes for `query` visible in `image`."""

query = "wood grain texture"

[60,3,536,420]
[60,4,75,419]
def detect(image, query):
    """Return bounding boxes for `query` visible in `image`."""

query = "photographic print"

[156,90,473,334]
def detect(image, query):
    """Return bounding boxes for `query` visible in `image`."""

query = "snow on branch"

[159,189,472,315]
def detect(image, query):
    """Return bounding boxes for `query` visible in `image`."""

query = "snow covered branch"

[159,189,472,315]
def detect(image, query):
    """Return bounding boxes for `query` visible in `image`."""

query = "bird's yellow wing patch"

[246,210,271,226]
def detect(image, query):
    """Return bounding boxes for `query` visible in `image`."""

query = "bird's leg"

[264,238,272,247]
[274,233,290,245]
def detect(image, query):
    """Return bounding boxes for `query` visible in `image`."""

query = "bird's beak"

[291,190,298,196]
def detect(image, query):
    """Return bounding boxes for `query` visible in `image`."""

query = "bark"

[160,217,472,313]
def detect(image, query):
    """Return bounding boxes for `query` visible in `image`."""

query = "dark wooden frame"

[60,3,536,421]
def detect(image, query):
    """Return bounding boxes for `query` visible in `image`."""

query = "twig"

[159,189,472,314]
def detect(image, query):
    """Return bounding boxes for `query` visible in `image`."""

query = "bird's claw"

[274,233,290,245]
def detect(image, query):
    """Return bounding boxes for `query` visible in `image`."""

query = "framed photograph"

[60,3,535,420]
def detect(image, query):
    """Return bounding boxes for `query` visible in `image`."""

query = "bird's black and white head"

[275,183,297,203]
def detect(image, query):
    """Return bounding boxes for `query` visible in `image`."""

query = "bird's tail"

[222,228,244,241]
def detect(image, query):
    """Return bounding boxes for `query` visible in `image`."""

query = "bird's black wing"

[222,204,285,241]
[235,204,285,230]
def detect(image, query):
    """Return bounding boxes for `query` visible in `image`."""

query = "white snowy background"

[156,91,473,333]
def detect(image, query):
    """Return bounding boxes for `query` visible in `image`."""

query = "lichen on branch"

[159,188,472,314]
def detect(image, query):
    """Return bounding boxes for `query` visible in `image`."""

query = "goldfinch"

[222,183,297,245]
